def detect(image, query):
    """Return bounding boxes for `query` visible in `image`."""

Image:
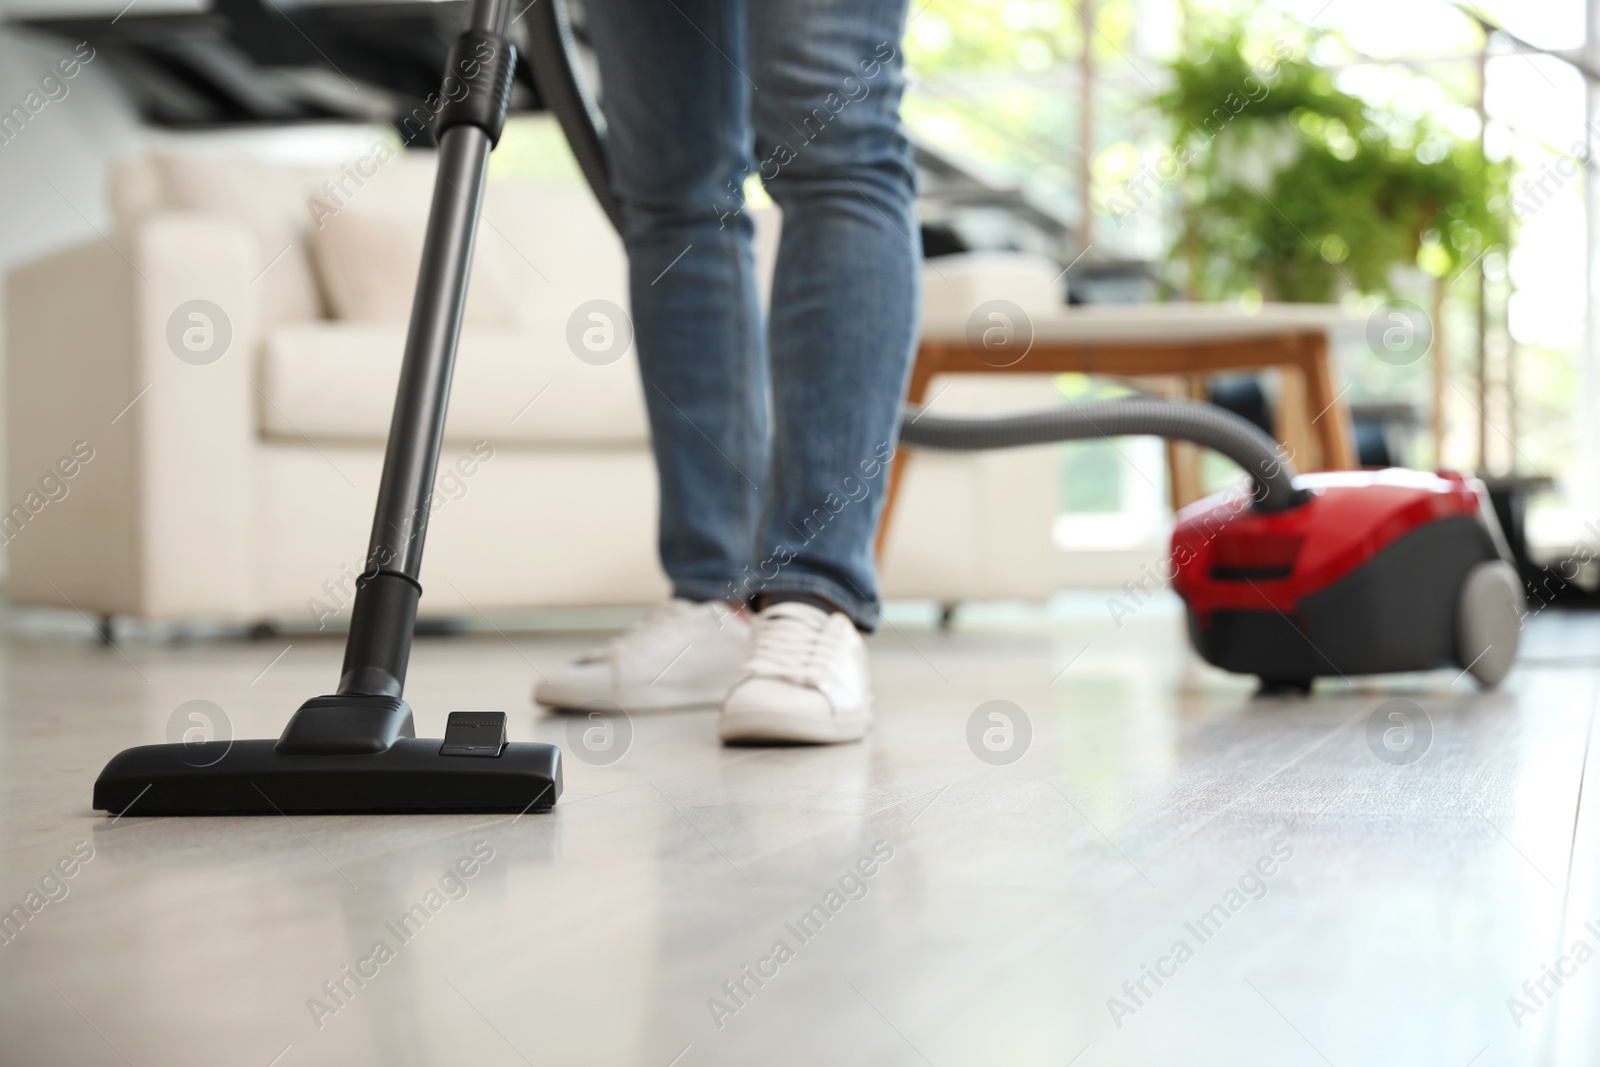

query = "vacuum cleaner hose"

[522,0,625,233]
[901,396,1304,511]
[525,1,1308,512]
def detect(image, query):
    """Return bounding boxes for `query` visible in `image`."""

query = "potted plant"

[1146,21,1506,304]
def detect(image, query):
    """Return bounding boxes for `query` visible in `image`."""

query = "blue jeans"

[587,0,920,631]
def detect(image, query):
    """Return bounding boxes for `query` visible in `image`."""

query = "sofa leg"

[96,614,115,646]
[939,603,958,631]
[247,621,279,641]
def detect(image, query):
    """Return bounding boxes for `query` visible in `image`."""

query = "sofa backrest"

[111,149,334,328]
[112,143,787,325]
[109,147,638,331]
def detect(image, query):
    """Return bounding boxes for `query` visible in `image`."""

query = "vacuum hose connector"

[338,571,422,697]
[436,30,518,147]
[899,396,1309,512]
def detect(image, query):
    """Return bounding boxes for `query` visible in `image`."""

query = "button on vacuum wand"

[439,712,508,757]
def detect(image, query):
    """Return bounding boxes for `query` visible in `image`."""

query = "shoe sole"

[533,683,729,714]
[717,708,870,745]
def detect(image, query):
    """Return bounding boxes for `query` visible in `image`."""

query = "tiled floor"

[1,595,1597,1066]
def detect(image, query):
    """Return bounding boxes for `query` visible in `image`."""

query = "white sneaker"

[534,598,751,712]
[719,601,872,744]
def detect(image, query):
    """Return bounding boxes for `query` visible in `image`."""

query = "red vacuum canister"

[1171,469,1525,690]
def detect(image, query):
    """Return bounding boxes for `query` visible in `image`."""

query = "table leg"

[1276,362,1317,470]
[876,348,939,559]
[1164,374,1207,511]
[1299,332,1355,468]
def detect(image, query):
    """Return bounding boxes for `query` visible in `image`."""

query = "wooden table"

[882,303,1360,552]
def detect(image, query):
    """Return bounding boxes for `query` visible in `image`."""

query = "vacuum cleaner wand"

[93,0,563,816]
[336,3,517,701]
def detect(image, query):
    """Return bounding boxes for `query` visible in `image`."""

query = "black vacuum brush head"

[94,707,562,816]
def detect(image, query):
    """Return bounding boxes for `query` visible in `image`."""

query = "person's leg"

[745,0,920,632]
[585,0,767,603]
[533,0,761,715]
[717,0,916,745]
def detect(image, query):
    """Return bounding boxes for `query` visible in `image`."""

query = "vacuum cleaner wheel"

[1457,560,1523,688]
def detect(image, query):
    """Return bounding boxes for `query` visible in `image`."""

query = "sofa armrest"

[6,213,262,619]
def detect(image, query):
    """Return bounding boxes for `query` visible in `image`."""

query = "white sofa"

[5,148,1063,626]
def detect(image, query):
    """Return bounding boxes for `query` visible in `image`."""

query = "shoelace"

[744,605,840,688]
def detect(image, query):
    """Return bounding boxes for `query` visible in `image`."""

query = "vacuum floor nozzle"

[93,735,562,816]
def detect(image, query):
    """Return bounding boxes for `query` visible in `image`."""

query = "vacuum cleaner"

[94,0,562,816]
[893,406,1523,690]
[1168,467,1522,690]
[92,0,1522,817]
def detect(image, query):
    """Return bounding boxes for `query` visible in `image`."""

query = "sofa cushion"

[152,151,328,327]
[464,182,634,327]
[309,198,520,329]
[260,323,650,446]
